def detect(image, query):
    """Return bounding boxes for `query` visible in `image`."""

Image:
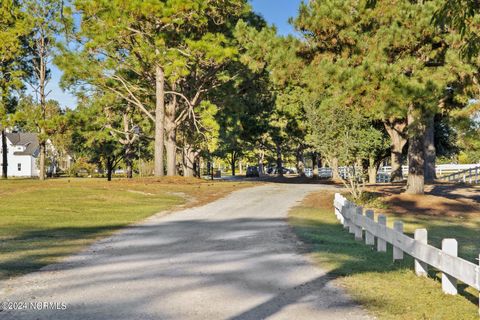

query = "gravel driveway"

[0,183,371,320]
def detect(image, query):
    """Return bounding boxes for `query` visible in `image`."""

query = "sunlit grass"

[289,192,480,320]
[0,177,252,280]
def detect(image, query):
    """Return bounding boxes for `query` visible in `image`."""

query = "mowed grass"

[0,177,252,281]
[289,192,480,320]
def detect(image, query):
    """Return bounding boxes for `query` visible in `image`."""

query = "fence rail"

[441,166,480,184]
[317,164,480,184]
[333,193,480,315]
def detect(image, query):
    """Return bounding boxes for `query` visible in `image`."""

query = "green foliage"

[14,96,65,142]
[0,0,30,123]
[57,0,258,171]
[451,103,480,162]
[434,0,480,59]
[235,20,308,166]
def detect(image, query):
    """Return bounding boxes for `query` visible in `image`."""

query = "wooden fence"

[442,166,480,184]
[333,193,480,315]
[318,164,480,184]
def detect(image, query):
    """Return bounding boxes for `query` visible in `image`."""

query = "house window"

[18,163,21,171]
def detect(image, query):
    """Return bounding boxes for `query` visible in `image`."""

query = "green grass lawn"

[0,177,250,281]
[289,192,480,320]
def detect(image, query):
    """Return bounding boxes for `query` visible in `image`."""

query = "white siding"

[0,137,39,177]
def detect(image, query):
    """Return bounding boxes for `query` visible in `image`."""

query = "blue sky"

[47,0,303,109]
[250,0,302,35]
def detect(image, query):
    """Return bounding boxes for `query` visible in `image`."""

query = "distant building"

[0,132,72,178]
[1,132,40,177]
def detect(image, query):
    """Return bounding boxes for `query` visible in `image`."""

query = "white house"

[0,132,40,177]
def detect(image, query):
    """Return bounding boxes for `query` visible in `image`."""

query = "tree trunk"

[196,157,202,178]
[106,157,114,182]
[406,105,426,194]
[231,151,236,176]
[368,157,378,184]
[39,140,46,180]
[424,114,436,183]
[331,157,342,182]
[384,120,407,182]
[313,152,319,178]
[2,130,7,179]
[183,147,196,178]
[193,158,198,178]
[38,34,47,181]
[238,160,243,175]
[125,147,133,179]
[154,64,165,177]
[210,161,214,180]
[258,150,265,176]
[166,131,176,176]
[296,146,305,177]
[165,99,177,176]
[276,142,283,177]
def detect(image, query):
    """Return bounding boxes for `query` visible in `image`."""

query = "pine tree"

[0,0,29,178]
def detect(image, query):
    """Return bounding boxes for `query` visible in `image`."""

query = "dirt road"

[0,183,371,320]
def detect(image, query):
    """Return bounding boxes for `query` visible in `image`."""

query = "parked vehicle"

[246,166,260,177]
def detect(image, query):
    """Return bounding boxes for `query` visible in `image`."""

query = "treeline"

[1,0,479,196]
[235,0,480,197]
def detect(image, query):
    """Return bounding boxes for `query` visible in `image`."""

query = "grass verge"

[0,177,253,281]
[289,192,480,320]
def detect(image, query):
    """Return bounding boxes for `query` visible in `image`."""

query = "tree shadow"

[1,217,369,319]
[1,209,478,319]
[0,225,124,280]
[428,183,480,204]
[290,212,480,315]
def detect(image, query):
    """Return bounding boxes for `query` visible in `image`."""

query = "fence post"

[334,194,341,221]
[338,199,345,224]
[377,215,387,252]
[365,210,375,245]
[354,206,363,241]
[441,239,458,295]
[348,204,356,235]
[469,168,472,184]
[414,229,428,276]
[393,221,404,260]
[342,201,350,229]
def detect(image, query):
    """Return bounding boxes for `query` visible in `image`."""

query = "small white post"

[354,206,363,241]
[414,229,428,276]
[365,210,375,245]
[348,204,356,235]
[441,239,458,295]
[393,221,404,260]
[339,208,345,224]
[342,201,350,229]
[377,214,387,252]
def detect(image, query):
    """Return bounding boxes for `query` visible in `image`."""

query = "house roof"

[5,132,40,156]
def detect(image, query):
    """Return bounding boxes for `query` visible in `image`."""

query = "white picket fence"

[318,164,480,183]
[442,166,480,184]
[333,193,480,315]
